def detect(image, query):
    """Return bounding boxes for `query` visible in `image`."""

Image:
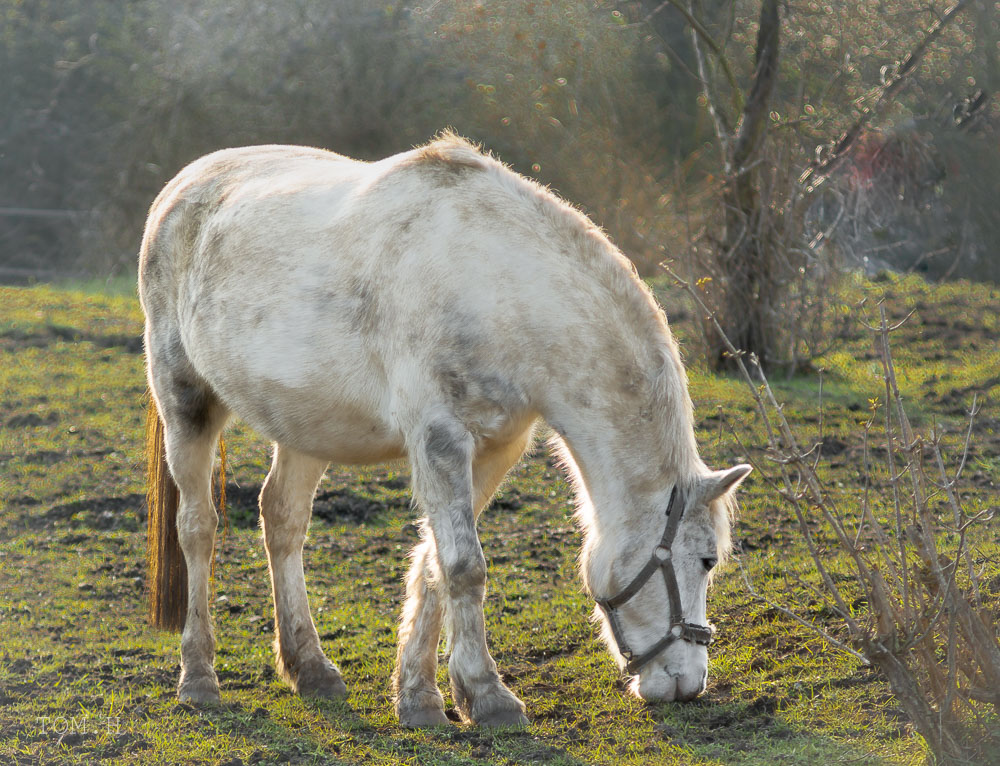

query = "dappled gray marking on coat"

[345,276,381,335]
[145,329,218,435]
[139,131,751,727]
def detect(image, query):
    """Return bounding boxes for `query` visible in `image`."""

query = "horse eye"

[701,557,718,572]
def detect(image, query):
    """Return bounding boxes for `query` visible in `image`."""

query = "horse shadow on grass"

[646,689,896,761]
[221,480,410,530]
[190,695,590,765]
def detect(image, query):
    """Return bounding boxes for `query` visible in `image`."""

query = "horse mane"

[408,130,490,177]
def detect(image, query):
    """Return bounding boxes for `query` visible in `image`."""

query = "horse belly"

[182,298,405,463]
[261,395,406,464]
[222,372,405,464]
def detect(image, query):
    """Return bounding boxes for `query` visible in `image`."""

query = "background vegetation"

[1,0,997,283]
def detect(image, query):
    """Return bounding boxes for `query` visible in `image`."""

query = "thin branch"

[798,0,973,191]
[684,2,733,159]
[953,393,980,483]
[737,556,871,665]
[646,0,743,116]
[930,423,983,607]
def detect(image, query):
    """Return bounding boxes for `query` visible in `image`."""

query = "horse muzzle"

[629,649,708,702]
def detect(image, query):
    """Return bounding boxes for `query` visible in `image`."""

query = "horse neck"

[544,334,702,534]
[550,368,701,599]
[510,197,702,527]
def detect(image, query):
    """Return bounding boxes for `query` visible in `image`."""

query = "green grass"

[1,275,997,764]
[54,273,140,299]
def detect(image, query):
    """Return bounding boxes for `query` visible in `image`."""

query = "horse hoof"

[294,658,348,699]
[178,676,221,706]
[399,707,451,728]
[476,710,529,728]
[296,673,348,699]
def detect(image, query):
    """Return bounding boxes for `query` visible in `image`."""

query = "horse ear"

[701,464,752,501]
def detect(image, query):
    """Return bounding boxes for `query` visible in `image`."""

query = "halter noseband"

[594,486,715,675]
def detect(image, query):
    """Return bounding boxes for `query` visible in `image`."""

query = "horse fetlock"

[180,628,215,669]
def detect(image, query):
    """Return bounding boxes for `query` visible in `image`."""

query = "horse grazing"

[140,132,751,727]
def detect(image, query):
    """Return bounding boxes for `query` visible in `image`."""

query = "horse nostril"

[701,557,718,572]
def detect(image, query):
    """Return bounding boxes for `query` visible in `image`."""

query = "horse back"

[139,143,556,459]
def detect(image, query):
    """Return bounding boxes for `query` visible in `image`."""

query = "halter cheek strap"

[595,486,715,675]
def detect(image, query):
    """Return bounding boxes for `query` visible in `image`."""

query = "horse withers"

[140,133,750,727]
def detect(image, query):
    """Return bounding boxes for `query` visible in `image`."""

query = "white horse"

[140,132,751,727]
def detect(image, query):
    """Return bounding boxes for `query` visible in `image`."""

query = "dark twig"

[798,0,973,191]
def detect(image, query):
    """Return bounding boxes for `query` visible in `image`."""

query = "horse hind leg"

[260,444,346,699]
[393,529,448,727]
[153,366,229,705]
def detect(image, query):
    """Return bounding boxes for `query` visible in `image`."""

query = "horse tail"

[145,393,187,632]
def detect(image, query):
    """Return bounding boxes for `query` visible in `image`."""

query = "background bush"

[0,0,996,282]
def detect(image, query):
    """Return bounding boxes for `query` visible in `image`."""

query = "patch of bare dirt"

[0,325,142,353]
[25,493,146,531]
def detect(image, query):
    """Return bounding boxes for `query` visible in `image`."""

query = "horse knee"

[439,550,487,595]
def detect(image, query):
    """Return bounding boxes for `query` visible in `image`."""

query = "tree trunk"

[711,0,780,370]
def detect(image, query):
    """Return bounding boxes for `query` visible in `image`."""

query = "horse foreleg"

[260,444,346,698]
[408,419,528,727]
[393,532,449,727]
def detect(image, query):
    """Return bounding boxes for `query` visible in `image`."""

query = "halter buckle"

[678,621,715,647]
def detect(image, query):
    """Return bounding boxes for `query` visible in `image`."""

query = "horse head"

[585,464,751,702]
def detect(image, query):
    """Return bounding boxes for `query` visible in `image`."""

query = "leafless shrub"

[806,120,1000,283]
[665,264,1000,764]
[647,0,985,372]
[680,139,849,375]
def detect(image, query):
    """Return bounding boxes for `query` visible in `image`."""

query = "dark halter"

[594,486,715,675]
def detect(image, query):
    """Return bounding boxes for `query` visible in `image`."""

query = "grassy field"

[1,275,997,765]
